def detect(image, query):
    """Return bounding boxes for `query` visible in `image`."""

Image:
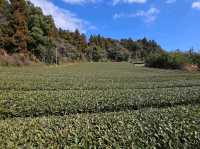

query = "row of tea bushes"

[0,87,200,118]
[0,105,199,148]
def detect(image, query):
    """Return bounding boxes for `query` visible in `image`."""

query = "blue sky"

[30,0,200,51]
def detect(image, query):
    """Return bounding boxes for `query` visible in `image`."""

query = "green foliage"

[0,106,200,148]
[145,50,200,70]
[187,49,200,68]
[0,63,200,147]
[107,47,129,62]
[0,0,164,64]
[145,53,177,69]
[10,0,30,53]
[0,0,15,53]
[26,2,58,63]
[84,45,105,62]
[55,42,81,62]
[0,0,198,66]
[120,38,163,60]
[145,52,193,69]
[59,29,87,52]
[138,38,163,56]
[0,0,58,63]
[0,62,200,118]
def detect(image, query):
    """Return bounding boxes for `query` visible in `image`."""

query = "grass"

[0,62,200,148]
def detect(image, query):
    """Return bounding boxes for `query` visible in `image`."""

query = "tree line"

[0,0,163,64]
[1,0,199,70]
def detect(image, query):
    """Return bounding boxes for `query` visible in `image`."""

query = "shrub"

[145,52,191,69]
[107,47,130,62]
[145,53,174,69]
[84,46,106,62]
[0,53,32,66]
[187,51,200,69]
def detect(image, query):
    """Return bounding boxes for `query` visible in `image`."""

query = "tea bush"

[0,63,199,148]
[0,105,199,148]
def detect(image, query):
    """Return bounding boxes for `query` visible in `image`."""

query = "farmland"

[0,62,200,148]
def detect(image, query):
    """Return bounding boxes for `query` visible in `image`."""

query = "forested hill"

[0,0,163,64]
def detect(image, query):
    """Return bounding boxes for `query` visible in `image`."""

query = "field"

[0,62,200,148]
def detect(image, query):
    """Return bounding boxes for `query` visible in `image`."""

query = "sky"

[29,0,200,51]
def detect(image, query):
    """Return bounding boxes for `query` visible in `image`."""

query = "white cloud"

[62,0,146,5]
[113,0,147,5]
[28,0,93,32]
[192,1,200,10]
[113,7,159,23]
[165,0,176,4]
[62,0,97,5]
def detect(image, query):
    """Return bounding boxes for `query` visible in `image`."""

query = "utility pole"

[56,48,58,67]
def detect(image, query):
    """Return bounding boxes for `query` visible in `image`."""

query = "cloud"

[113,7,159,23]
[62,0,97,5]
[62,0,146,5]
[192,1,200,10]
[165,0,176,4]
[112,0,147,5]
[29,0,93,32]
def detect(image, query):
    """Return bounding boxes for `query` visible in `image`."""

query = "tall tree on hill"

[0,0,14,52]
[73,29,87,52]
[10,0,29,53]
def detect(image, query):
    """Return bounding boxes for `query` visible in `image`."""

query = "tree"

[73,29,87,52]
[0,0,166,64]
[10,0,30,53]
[107,43,130,62]
[26,2,58,63]
[0,0,14,52]
[84,45,105,62]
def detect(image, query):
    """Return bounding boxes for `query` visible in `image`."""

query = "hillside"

[0,0,163,64]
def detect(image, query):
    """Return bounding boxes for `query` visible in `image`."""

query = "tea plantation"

[0,62,200,148]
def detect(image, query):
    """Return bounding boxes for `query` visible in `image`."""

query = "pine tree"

[0,0,14,52]
[10,0,29,53]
